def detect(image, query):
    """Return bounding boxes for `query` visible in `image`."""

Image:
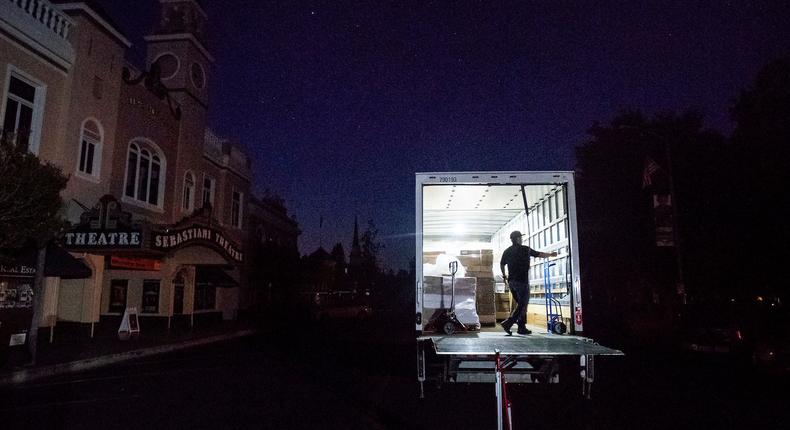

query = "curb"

[0,328,257,387]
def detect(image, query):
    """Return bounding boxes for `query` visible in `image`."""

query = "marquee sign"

[63,195,143,250]
[151,225,243,263]
[64,230,142,248]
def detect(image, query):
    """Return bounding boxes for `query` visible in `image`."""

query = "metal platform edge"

[417,332,624,357]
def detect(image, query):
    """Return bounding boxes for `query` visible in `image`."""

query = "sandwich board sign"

[118,307,140,340]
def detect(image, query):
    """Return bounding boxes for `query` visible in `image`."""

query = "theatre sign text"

[151,225,243,263]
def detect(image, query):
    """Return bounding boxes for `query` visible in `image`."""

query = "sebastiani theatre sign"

[151,225,243,263]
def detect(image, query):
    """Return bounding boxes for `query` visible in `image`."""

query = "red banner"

[109,256,162,271]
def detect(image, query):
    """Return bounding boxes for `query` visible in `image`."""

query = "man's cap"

[510,231,523,239]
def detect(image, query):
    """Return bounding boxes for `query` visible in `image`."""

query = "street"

[2,314,789,429]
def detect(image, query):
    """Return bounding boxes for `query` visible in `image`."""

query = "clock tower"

[143,0,214,222]
[144,0,212,110]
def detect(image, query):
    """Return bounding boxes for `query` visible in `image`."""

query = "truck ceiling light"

[454,224,465,236]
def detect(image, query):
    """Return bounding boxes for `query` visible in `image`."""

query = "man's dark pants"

[503,280,529,331]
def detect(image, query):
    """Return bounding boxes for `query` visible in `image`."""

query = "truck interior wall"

[519,185,573,329]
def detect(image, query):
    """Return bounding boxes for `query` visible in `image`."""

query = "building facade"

[1,0,298,342]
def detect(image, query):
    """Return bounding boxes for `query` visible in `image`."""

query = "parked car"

[677,297,789,370]
[314,303,373,321]
[310,290,373,321]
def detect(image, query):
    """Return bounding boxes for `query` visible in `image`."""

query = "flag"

[642,157,661,188]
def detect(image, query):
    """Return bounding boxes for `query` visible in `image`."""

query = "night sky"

[103,0,790,269]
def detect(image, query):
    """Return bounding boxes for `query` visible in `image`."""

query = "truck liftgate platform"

[417,331,623,395]
[418,331,623,429]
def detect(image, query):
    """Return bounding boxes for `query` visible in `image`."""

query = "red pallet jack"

[424,261,467,335]
[495,350,514,430]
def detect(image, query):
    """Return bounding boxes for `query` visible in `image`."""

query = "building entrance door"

[173,274,185,315]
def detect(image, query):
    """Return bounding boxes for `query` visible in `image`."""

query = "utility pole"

[27,245,46,365]
[663,139,686,305]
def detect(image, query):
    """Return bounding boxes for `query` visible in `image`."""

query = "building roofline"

[159,0,208,19]
[55,2,132,48]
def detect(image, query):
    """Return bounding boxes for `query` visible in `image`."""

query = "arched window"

[182,171,195,212]
[123,139,165,208]
[76,118,102,178]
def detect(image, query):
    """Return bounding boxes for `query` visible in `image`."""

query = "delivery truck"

[415,172,622,408]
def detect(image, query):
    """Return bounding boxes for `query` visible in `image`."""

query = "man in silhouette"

[500,230,557,335]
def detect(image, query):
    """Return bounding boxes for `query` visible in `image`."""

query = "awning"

[195,265,239,288]
[12,244,93,279]
[45,244,92,279]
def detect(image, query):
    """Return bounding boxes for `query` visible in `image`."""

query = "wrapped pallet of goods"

[422,275,480,330]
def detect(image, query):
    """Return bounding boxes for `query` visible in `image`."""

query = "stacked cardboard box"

[495,291,511,319]
[423,251,443,265]
[458,250,496,325]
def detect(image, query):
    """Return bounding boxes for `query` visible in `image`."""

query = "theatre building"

[1,0,290,345]
[58,0,252,334]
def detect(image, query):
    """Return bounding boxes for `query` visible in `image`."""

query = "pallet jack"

[424,261,468,335]
[543,259,567,335]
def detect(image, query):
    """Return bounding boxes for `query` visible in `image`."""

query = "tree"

[330,242,347,290]
[574,111,727,338]
[729,58,790,296]
[360,219,384,275]
[0,131,69,259]
[0,130,68,364]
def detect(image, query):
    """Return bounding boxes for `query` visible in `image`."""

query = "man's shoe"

[502,322,513,336]
[517,328,532,335]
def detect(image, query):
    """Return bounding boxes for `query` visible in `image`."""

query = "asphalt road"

[2,314,789,429]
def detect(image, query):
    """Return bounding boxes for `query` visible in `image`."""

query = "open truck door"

[415,172,622,426]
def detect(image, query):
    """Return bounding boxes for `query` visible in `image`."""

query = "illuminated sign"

[64,195,143,250]
[64,231,142,248]
[109,256,162,271]
[151,225,243,263]
[0,264,36,277]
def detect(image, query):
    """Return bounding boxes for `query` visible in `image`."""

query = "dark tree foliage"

[358,219,384,287]
[330,242,346,290]
[729,58,790,296]
[0,131,68,262]
[575,111,728,338]
[360,219,383,270]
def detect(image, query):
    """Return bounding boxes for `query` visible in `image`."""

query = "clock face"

[153,53,179,80]
[190,62,205,89]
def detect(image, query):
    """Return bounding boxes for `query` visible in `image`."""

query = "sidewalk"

[0,320,258,386]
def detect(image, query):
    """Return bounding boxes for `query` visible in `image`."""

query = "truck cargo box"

[415,171,622,395]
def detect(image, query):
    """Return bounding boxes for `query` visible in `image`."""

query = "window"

[124,140,165,208]
[202,175,215,208]
[109,279,128,313]
[182,171,195,212]
[194,283,215,310]
[77,119,102,177]
[2,74,41,151]
[142,280,160,313]
[231,189,243,228]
